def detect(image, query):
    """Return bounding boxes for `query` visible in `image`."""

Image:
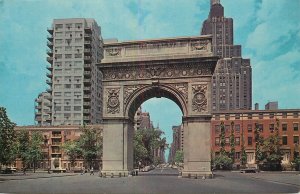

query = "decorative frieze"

[102,63,213,81]
[192,84,208,112]
[107,88,120,114]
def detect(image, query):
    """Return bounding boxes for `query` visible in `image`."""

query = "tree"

[133,128,166,167]
[229,121,235,163]
[27,131,43,173]
[254,123,264,166]
[62,140,81,171]
[77,125,102,169]
[0,107,17,168]
[214,154,233,170]
[214,121,233,170]
[174,150,184,164]
[219,121,226,155]
[240,125,247,168]
[262,119,283,170]
[17,130,30,173]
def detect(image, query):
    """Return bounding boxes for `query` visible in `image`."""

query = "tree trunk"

[33,162,36,173]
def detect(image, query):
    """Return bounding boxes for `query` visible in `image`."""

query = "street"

[0,168,299,193]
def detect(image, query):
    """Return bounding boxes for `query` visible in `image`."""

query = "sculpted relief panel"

[192,84,208,112]
[106,88,120,114]
[102,63,213,81]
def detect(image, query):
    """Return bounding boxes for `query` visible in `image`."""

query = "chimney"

[255,103,259,110]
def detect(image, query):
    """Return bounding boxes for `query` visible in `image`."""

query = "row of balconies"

[47,26,92,34]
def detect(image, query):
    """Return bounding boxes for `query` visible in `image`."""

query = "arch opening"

[125,84,187,121]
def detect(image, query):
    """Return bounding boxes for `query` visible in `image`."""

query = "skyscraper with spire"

[201,0,252,111]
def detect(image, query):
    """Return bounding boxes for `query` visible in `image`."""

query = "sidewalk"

[0,172,78,181]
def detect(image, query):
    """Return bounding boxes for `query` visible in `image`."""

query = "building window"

[55,24,63,29]
[215,137,220,146]
[294,136,299,144]
[64,106,71,111]
[235,137,240,145]
[259,113,263,119]
[74,99,81,104]
[258,124,264,132]
[65,84,71,89]
[247,124,252,132]
[293,113,299,118]
[215,125,220,134]
[282,123,287,131]
[269,124,275,133]
[269,113,274,119]
[235,125,240,133]
[282,136,288,145]
[75,54,82,58]
[235,114,240,119]
[294,123,299,131]
[225,114,230,120]
[215,115,220,120]
[74,106,81,111]
[248,137,252,145]
[55,39,63,44]
[65,54,72,59]
[225,137,230,145]
[247,114,252,119]
[225,125,230,133]
[235,152,240,159]
[282,112,287,118]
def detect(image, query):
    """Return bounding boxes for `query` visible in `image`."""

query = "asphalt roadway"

[0,168,299,194]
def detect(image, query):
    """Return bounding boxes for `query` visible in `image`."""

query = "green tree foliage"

[133,128,166,167]
[17,130,30,172]
[174,150,184,164]
[77,125,102,168]
[262,119,283,170]
[213,121,233,170]
[240,126,247,167]
[62,140,81,170]
[0,107,17,167]
[254,123,265,165]
[219,121,226,155]
[214,154,233,170]
[229,121,235,163]
[27,131,43,173]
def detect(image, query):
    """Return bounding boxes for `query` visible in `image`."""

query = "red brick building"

[14,125,102,171]
[211,109,300,167]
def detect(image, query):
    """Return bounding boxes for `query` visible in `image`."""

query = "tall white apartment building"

[35,18,103,126]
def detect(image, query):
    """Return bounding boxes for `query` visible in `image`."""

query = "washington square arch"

[97,35,218,178]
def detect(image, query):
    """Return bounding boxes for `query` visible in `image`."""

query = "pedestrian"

[138,161,142,171]
[90,167,94,175]
[81,167,83,175]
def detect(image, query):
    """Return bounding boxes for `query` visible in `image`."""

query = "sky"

[0,0,300,159]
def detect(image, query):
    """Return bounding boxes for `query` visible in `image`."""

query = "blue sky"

[0,0,300,158]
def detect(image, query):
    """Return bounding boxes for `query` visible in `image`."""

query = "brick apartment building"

[14,125,102,171]
[211,108,300,168]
